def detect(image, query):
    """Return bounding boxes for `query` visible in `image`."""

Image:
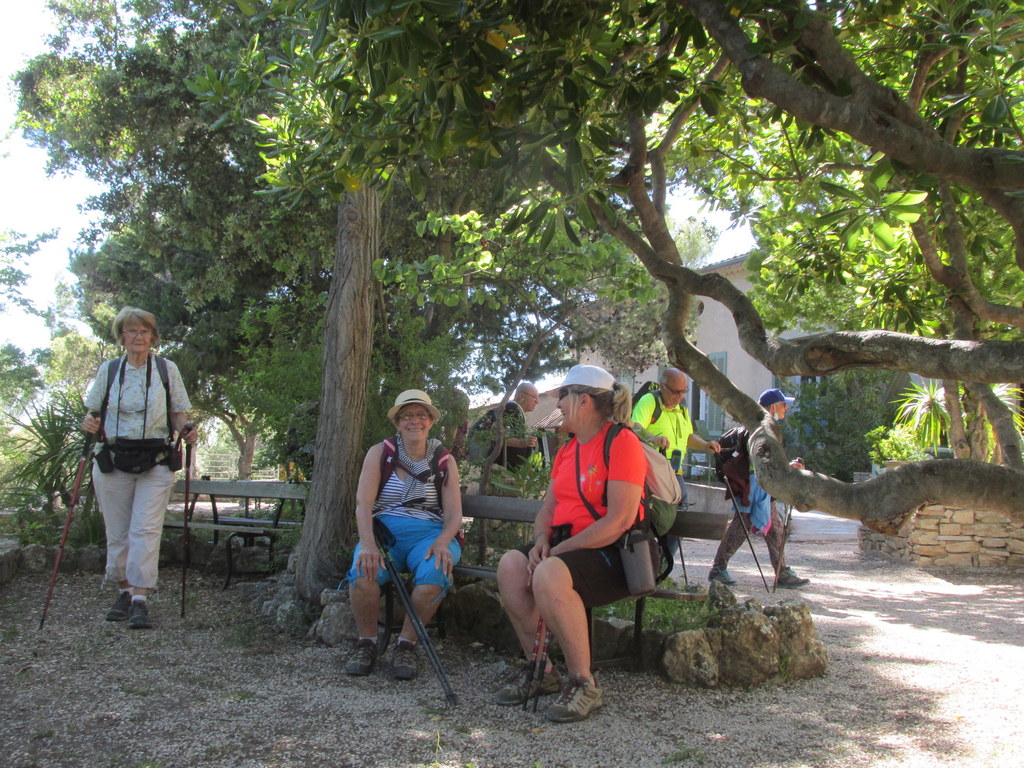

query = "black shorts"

[515,543,631,608]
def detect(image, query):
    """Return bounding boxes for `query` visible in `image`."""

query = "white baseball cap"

[556,364,616,392]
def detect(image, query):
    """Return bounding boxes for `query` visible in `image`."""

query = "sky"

[0,1,754,362]
[1,0,104,354]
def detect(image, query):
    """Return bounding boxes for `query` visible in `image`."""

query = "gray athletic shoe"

[776,567,810,589]
[105,591,132,622]
[344,640,378,676]
[127,600,152,629]
[493,661,561,706]
[708,566,737,586]
[545,675,603,723]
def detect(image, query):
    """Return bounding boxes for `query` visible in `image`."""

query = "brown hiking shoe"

[493,661,561,706]
[545,675,603,723]
[344,639,378,676]
[391,641,419,681]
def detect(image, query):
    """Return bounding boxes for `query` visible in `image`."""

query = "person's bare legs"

[397,584,443,643]
[349,575,382,638]
[497,549,542,655]
[531,557,591,678]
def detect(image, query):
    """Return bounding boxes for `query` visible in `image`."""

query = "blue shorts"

[346,514,462,589]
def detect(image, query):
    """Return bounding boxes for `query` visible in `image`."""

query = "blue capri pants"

[346,513,462,589]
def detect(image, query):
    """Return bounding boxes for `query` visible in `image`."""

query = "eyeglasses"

[123,328,153,337]
[399,411,432,421]
[662,383,687,396]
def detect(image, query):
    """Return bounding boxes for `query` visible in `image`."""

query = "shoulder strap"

[98,358,122,437]
[579,423,647,527]
[377,436,399,497]
[378,437,450,509]
[154,355,172,436]
[430,444,450,504]
[649,391,662,425]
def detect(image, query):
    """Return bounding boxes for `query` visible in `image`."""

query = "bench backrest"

[172,479,310,500]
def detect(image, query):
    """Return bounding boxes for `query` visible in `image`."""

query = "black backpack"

[631,382,663,426]
[712,427,749,482]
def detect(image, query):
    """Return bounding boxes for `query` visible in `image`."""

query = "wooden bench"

[453,493,729,667]
[165,479,308,588]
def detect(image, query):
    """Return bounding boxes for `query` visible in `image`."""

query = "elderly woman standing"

[344,389,463,681]
[82,307,196,629]
[494,365,650,723]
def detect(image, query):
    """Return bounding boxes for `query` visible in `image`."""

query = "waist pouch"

[100,438,175,474]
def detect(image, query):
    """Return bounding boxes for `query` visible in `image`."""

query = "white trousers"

[92,463,175,590]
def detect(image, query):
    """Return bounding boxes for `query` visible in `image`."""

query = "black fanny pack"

[97,437,180,474]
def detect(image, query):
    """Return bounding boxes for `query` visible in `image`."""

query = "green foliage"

[783,371,902,481]
[485,453,550,500]
[865,424,927,465]
[0,344,44,415]
[594,585,719,635]
[894,380,950,456]
[0,390,104,546]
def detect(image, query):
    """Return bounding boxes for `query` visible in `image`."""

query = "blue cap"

[758,388,795,408]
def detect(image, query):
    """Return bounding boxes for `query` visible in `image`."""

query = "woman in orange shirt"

[494,365,651,723]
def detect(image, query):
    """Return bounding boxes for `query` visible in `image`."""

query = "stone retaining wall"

[859,504,1024,569]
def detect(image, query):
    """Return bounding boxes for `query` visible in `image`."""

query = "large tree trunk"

[295,190,379,600]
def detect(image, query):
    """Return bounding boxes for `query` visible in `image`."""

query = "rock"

[715,605,781,686]
[591,617,633,663]
[20,544,52,573]
[321,587,347,606]
[76,545,105,573]
[447,582,519,654]
[274,600,310,636]
[662,629,719,687]
[0,538,22,586]
[707,579,737,609]
[764,601,828,680]
[235,581,271,605]
[637,627,666,673]
[317,601,357,647]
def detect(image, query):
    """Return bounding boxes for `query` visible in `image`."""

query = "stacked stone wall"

[859,504,1024,569]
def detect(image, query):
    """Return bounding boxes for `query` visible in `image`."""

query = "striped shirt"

[372,437,445,523]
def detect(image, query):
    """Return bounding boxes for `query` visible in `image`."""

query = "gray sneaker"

[105,591,132,622]
[493,661,561,706]
[344,640,378,676]
[392,642,419,681]
[708,566,737,586]
[776,567,810,589]
[545,674,603,723]
[127,600,152,629]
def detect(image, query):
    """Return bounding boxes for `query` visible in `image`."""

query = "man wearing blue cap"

[708,388,810,589]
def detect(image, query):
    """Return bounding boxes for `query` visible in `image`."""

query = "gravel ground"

[3,527,1023,768]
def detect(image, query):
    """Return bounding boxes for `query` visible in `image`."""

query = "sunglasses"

[662,383,688,396]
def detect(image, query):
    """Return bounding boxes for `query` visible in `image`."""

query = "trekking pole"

[39,417,98,630]
[533,624,553,714]
[723,482,771,594]
[769,499,795,593]
[373,519,458,707]
[522,616,547,712]
[179,427,195,618]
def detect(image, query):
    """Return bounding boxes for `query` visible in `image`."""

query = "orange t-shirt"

[550,423,647,536]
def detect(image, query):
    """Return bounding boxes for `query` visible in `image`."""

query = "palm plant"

[893,380,1023,462]
[894,380,949,457]
[1,389,103,546]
